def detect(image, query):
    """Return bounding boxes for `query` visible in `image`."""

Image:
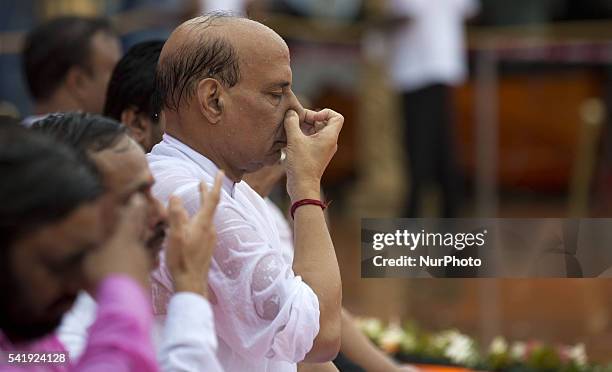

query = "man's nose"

[148,197,167,227]
[287,90,304,122]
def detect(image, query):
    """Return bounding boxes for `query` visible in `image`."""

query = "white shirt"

[147,134,320,372]
[57,291,223,371]
[387,0,479,91]
[264,198,294,264]
[201,0,247,14]
[21,114,49,128]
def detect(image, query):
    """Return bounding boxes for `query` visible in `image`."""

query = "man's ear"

[196,78,224,124]
[64,66,90,102]
[120,106,147,144]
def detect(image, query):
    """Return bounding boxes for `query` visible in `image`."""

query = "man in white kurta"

[148,12,344,372]
[148,135,320,371]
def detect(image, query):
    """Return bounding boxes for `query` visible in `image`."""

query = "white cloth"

[57,291,222,371]
[57,292,97,359]
[264,198,294,264]
[201,0,247,14]
[147,134,320,372]
[159,292,223,371]
[21,114,49,128]
[387,0,478,91]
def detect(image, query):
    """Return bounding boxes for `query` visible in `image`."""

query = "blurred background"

[2,0,612,364]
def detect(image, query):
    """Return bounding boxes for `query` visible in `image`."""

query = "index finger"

[196,171,224,223]
[317,110,344,138]
[303,109,327,125]
[303,108,341,125]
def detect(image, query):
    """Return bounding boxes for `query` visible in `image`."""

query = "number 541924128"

[6,352,67,364]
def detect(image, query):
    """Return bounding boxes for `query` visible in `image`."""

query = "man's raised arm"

[284,109,344,362]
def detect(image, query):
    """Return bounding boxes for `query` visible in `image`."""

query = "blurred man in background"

[104,40,165,152]
[388,0,479,218]
[21,16,121,126]
[0,123,157,371]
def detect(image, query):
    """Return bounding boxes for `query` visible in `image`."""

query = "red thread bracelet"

[290,199,327,219]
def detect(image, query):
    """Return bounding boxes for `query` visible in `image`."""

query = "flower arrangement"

[354,317,612,372]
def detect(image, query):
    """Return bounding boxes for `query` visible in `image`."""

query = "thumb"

[283,110,302,142]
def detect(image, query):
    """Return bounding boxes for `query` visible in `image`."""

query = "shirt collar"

[162,134,237,197]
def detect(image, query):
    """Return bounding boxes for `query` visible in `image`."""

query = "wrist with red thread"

[290,198,328,219]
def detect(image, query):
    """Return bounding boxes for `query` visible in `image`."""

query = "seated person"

[21,17,121,126]
[149,13,343,371]
[32,113,224,371]
[0,123,156,371]
[103,40,165,152]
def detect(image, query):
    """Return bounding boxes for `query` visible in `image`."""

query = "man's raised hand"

[283,108,343,202]
[85,194,151,291]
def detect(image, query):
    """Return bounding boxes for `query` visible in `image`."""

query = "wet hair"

[22,16,114,101]
[104,40,165,123]
[155,12,241,111]
[0,122,102,249]
[31,112,128,156]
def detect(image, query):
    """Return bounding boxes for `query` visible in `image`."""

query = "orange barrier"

[413,365,478,372]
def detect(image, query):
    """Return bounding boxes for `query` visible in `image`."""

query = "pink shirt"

[0,275,158,372]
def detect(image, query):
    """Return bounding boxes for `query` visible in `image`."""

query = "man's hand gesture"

[166,172,224,297]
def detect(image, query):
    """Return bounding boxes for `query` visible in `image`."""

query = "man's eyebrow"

[266,81,291,89]
[124,178,154,197]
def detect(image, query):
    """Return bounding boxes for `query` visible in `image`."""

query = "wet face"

[0,201,104,342]
[91,136,167,267]
[221,30,302,175]
[82,31,122,113]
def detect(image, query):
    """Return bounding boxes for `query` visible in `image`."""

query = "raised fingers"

[168,196,188,228]
[196,171,224,224]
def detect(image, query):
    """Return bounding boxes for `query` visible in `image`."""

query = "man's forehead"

[164,16,289,67]
[90,138,152,192]
[90,31,121,66]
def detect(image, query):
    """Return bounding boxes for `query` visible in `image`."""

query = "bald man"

[148,13,343,372]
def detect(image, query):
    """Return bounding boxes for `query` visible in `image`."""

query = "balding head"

[156,12,302,182]
[156,12,287,112]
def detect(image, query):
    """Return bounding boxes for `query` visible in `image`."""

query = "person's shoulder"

[148,148,201,180]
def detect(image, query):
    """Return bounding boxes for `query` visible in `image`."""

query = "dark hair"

[31,112,128,155]
[22,16,114,101]
[104,40,165,122]
[0,123,102,249]
[156,12,241,111]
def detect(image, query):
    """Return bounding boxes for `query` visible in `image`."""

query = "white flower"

[568,343,587,366]
[379,325,405,353]
[510,342,526,360]
[443,331,479,366]
[489,337,508,355]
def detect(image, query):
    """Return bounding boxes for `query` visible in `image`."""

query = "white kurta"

[57,291,223,371]
[388,0,479,91]
[147,134,320,372]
